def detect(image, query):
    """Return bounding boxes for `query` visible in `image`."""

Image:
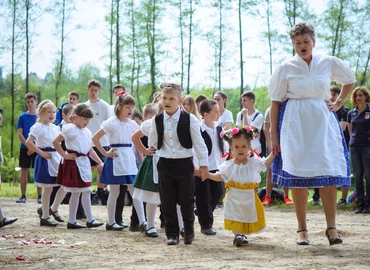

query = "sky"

[0,0,329,89]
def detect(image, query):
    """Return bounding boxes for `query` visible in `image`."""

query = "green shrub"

[0,153,20,185]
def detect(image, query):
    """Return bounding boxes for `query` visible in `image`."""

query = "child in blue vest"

[148,82,209,245]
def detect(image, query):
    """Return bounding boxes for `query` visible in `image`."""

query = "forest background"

[0,0,369,181]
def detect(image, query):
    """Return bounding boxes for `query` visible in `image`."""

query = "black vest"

[155,111,192,150]
[201,125,224,156]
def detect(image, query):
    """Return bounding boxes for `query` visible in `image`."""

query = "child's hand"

[40,151,52,160]
[193,166,199,177]
[105,148,118,158]
[64,153,77,160]
[27,150,34,156]
[145,147,156,156]
[199,166,209,181]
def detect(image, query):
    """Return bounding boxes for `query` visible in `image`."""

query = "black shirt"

[336,105,350,147]
[347,104,370,147]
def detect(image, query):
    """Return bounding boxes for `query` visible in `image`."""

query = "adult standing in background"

[269,22,356,245]
[347,86,370,214]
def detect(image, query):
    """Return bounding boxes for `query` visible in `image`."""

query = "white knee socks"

[81,191,94,223]
[146,203,157,230]
[107,185,120,225]
[50,187,66,214]
[42,187,52,219]
[68,192,80,224]
[127,184,146,225]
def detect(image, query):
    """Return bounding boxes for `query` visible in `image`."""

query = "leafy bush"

[0,153,20,184]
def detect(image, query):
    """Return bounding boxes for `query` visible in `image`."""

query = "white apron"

[224,188,257,223]
[47,152,62,177]
[75,156,92,183]
[113,147,138,176]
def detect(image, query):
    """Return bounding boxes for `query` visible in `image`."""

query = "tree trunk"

[179,1,184,87]
[109,0,114,104]
[266,0,272,75]
[130,0,136,94]
[238,0,243,108]
[186,0,193,94]
[116,0,120,83]
[218,0,222,92]
[360,48,370,85]
[11,0,17,157]
[25,0,30,93]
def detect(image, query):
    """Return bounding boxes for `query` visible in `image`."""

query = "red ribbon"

[117,90,127,97]
[253,149,260,158]
[221,152,233,159]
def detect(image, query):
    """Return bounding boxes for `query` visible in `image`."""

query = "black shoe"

[106,223,124,231]
[129,225,140,232]
[116,221,129,228]
[312,198,321,206]
[16,196,26,203]
[76,213,87,220]
[167,236,179,245]
[233,234,244,247]
[67,222,86,229]
[325,227,342,245]
[146,227,159,238]
[37,195,42,204]
[201,228,216,235]
[184,231,195,245]
[91,194,101,205]
[40,218,58,227]
[0,217,18,228]
[140,222,147,233]
[362,206,370,214]
[355,204,364,214]
[86,219,104,228]
[50,208,64,222]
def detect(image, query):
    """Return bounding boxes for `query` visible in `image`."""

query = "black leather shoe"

[129,225,140,232]
[184,231,195,245]
[50,208,64,222]
[40,218,58,227]
[201,228,216,235]
[326,227,343,245]
[0,217,18,228]
[116,221,129,228]
[76,213,87,219]
[167,236,179,245]
[86,219,104,228]
[106,223,124,231]
[67,222,86,229]
[146,227,159,238]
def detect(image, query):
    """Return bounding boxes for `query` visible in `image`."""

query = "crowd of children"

[3,79,353,248]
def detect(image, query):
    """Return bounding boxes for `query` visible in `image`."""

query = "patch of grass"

[0,183,97,198]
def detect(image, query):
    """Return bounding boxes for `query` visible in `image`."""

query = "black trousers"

[158,157,195,238]
[195,170,222,229]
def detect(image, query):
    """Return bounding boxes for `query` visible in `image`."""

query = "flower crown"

[219,125,257,142]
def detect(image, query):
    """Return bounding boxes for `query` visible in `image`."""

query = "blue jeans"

[350,146,370,205]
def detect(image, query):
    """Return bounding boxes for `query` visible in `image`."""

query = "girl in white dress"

[207,126,275,247]
[92,94,145,231]
[25,100,66,227]
[53,104,104,229]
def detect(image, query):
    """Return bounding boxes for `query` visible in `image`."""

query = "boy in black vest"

[149,83,209,245]
[195,99,228,236]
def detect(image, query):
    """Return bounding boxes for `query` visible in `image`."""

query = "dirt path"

[0,197,369,269]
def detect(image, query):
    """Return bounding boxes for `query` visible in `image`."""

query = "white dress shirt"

[149,107,209,167]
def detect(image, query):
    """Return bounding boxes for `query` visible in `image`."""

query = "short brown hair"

[62,104,74,115]
[114,94,136,117]
[350,86,370,106]
[112,84,126,93]
[330,85,341,95]
[143,103,158,118]
[241,91,255,102]
[290,22,316,41]
[24,93,37,101]
[131,108,142,121]
[195,94,207,104]
[87,79,101,89]
[199,99,217,117]
[72,103,94,119]
[68,91,80,99]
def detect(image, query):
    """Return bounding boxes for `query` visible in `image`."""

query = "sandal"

[325,227,342,245]
[146,227,159,238]
[296,229,309,245]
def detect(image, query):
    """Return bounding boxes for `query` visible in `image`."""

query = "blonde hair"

[183,95,201,120]
[160,82,183,97]
[143,103,158,118]
[37,100,56,122]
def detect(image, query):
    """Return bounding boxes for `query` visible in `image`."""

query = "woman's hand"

[271,132,280,156]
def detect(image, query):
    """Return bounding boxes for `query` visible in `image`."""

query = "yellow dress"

[219,157,267,234]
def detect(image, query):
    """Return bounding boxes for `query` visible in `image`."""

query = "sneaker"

[354,205,364,214]
[262,195,272,206]
[362,205,370,214]
[337,199,347,206]
[37,195,42,204]
[283,196,294,205]
[16,196,26,203]
[91,194,101,205]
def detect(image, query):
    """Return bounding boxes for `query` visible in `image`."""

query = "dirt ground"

[0,197,369,270]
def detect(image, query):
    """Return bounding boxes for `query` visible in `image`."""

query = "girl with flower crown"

[206,126,276,247]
